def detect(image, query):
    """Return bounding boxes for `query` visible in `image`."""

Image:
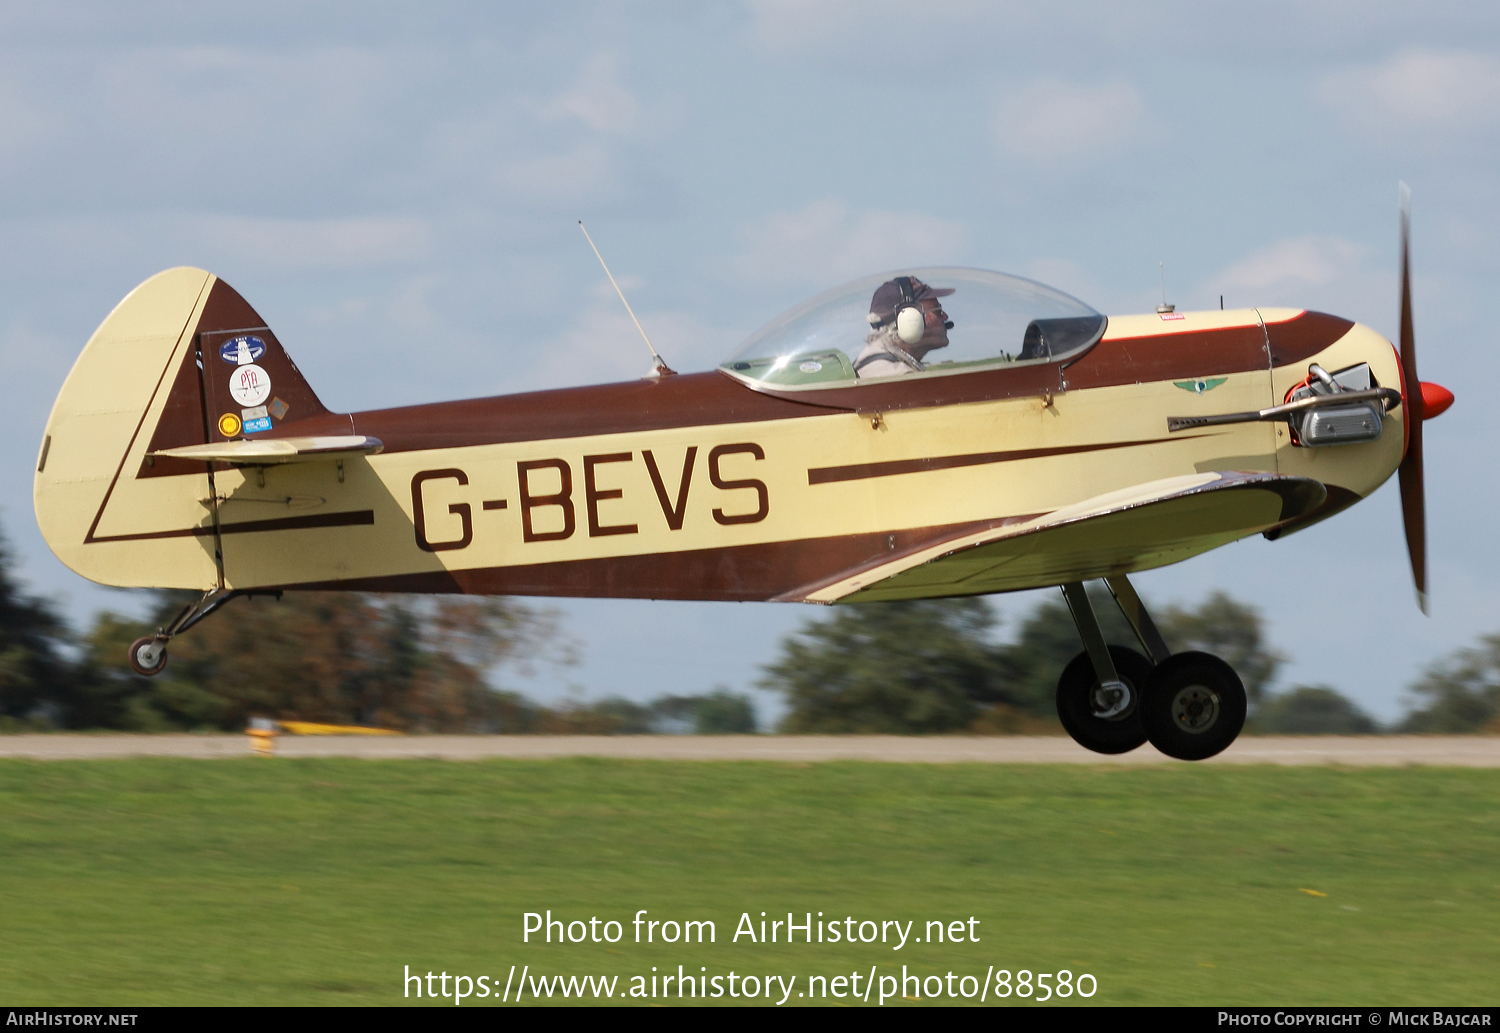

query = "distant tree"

[763,598,1010,733]
[1157,591,1284,706]
[82,591,566,732]
[1399,633,1500,733]
[0,530,79,728]
[762,587,1288,733]
[651,690,757,733]
[688,690,757,733]
[1256,685,1380,735]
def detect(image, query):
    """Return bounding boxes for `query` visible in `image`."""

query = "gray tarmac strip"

[1,734,1498,765]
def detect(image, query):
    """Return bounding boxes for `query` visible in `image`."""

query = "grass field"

[0,758,1496,1006]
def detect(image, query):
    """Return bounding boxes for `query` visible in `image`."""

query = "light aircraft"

[34,196,1451,760]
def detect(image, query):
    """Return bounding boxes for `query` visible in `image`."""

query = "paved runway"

[2,734,1498,765]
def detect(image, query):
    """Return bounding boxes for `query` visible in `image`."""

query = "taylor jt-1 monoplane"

[34,196,1452,760]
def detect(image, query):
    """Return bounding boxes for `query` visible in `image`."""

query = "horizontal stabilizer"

[784,471,1326,604]
[151,435,383,465]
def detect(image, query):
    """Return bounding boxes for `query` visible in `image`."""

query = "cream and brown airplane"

[34,201,1451,761]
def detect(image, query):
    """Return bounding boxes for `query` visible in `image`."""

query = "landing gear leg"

[1056,582,1150,754]
[1058,575,1248,761]
[126,588,245,677]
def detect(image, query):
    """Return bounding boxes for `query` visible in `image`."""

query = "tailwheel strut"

[126,588,254,677]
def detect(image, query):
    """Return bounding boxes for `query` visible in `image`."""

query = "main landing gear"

[1056,576,1247,761]
[126,588,248,677]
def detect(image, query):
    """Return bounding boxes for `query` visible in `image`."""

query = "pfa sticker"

[229,364,271,407]
[243,416,272,434]
[219,336,266,365]
[799,361,823,373]
[217,412,242,437]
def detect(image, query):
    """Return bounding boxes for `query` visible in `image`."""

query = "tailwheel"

[127,636,169,677]
[1140,651,1247,761]
[1056,645,1152,755]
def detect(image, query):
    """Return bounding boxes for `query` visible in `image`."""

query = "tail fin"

[34,268,334,588]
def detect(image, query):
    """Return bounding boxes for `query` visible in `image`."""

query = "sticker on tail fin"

[219,336,266,365]
[228,364,271,407]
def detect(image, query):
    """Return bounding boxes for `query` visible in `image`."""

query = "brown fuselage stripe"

[87,510,374,544]
[806,436,1190,485]
[223,313,1355,459]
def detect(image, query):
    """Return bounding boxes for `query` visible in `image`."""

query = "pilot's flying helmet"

[866,276,955,345]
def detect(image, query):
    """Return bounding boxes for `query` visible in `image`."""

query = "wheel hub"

[1171,684,1221,734]
[135,640,165,669]
[1091,679,1133,720]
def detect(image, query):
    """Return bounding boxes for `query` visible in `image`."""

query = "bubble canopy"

[720,267,1105,391]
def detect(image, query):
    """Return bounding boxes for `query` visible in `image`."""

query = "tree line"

[0,526,1494,735]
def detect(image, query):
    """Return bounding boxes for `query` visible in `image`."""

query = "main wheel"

[1055,646,1152,755]
[127,636,169,677]
[1140,651,1246,761]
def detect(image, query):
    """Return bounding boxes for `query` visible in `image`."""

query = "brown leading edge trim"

[281,518,1022,601]
[1262,483,1361,541]
[806,435,1204,485]
[85,510,374,544]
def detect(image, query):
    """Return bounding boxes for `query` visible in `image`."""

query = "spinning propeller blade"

[1397,183,1428,614]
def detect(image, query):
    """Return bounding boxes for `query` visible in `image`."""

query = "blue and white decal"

[243,416,273,434]
[219,336,266,365]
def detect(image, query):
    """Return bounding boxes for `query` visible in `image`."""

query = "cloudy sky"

[2,2,1496,721]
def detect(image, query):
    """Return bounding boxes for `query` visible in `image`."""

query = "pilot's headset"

[891,277,927,347]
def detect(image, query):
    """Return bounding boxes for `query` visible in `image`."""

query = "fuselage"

[34,269,1406,601]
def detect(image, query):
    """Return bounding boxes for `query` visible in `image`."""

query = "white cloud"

[544,54,641,134]
[728,198,970,288]
[995,79,1145,158]
[520,303,735,390]
[1207,235,1390,326]
[1320,49,1500,132]
[1216,236,1367,293]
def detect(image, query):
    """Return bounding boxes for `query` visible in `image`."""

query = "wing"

[149,435,383,465]
[779,471,1326,604]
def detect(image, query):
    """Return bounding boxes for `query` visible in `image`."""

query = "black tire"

[1055,646,1152,755]
[1140,651,1247,761]
[127,636,169,677]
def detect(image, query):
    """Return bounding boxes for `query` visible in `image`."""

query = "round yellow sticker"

[218,412,241,436]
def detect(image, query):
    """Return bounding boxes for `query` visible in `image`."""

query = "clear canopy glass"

[720,267,1105,390]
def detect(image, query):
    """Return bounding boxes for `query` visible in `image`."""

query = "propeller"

[1397,183,1430,613]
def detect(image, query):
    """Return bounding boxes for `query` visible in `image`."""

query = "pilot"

[854,275,955,378]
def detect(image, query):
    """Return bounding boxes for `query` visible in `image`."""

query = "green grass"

[0,758,1496,1006]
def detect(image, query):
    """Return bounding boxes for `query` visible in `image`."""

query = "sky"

[1,1,1496,723]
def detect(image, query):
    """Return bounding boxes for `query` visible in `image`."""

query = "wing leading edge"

[780,471,1327,604]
